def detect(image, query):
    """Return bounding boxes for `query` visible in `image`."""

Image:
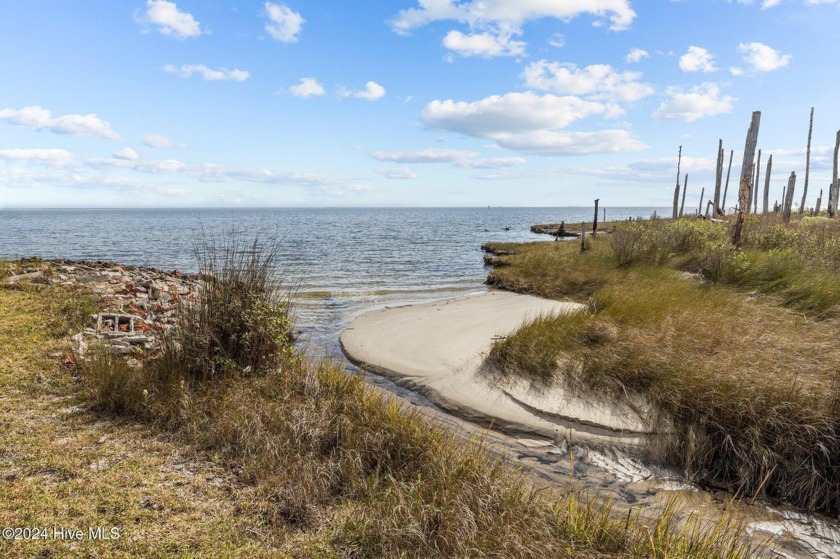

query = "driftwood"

[800,107,814,213]
[713,140,723,214]
[733,111,761,247]
[763,154,773,214]
[783,172,797,224]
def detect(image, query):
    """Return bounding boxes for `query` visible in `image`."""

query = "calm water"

[0,207,661,356]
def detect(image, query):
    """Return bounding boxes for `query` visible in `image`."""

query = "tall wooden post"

[831,130,840,217]
[580,222,586,252]
[762,155,772,214]
[783,172,796,224]
[680,173,688,217]
[733,111,761,247]
[721,149,734,214]
[697,186,705,216]
[753,150,761,214]
[593,199,599,235]
[816,189,823,214]
[673,146,682,219]
[800,107,814,213]
[713,140,723,214]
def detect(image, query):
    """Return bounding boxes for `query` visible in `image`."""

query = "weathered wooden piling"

[580,222,586,252]
[721,149,734,214]
[733,111,761,247]
[800,107,814,213]
[783,172,797,224]
[593,199,599,235]
[713,140,723,214]
[763,154,772,214]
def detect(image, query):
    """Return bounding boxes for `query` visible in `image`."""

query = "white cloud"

[377,167,418,179]
[265,2,304,43]
[423,92,606,136]
[730,67,744,76]
[288,77,325,97]
[142,133,172,148]
[626,48,649,63]
[737,42,791,72]
[442,29,526,58]
[522,61,654,102]
[370,148,525,168]
[548,33,565,48]
[679,46,717,73]
[114,148,139,161]
[164,64,250,82]
[354,81,386,101]
[0,148,76,167]
[0,106,120,140]
[492,130,647,155]
[652,83,735,122]
[391,0,637,34]
[136,0,201,39]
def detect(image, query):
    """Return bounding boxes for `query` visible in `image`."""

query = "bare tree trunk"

[783,172,797,224]
[705,200,714,218]
[721,149,734,214]
[746,163,754,215]
[713,140,723,214]
[816,188,823,214]
[831,130,840,217]
[732,111,761,247]
[697,186,705,216]
[754,150,761,214]
[763,154,772,214]
[781,186,787,214]
[680,173,688,217]
[800,107,814,213]
[580,222,586,252]
[673,146,682,219]
[593,199,600,235]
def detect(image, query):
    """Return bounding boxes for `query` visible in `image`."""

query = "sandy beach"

[340,290,658,449]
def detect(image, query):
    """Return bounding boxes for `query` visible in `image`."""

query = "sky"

[1,0,839,208]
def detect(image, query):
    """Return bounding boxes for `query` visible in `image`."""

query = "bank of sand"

[340,290,658,449]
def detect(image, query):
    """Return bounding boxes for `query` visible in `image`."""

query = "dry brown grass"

[485,219,840,516]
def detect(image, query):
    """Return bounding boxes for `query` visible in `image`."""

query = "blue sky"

[1,0,839,208]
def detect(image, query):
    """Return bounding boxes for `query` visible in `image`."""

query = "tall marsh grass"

[485,217,840,516]
[81,235,754,558]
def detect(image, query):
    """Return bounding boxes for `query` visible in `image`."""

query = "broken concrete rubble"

[3,259,199,359]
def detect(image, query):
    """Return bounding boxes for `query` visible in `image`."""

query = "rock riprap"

[3,259,200,359]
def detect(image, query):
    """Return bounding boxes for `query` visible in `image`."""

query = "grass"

[484,214,840,517]
[0,281,284,558]
[66,236,757,558]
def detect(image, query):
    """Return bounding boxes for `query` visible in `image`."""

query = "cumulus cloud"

[288,77,325,97]
[376,167,418,179]
[391,0,637,34]
[442,29,526,57]
[424,92,606,136]
[679,46,717,73]
[142,133,172,148]
[114,148,139,161]
[626,48,649,63]
[522,61,654,102]
[265,2,304,42]
[343,81,386,101]
[135,0,201,39]
[738,42,791,72]
[652,83,735,122]
[0,148,77,167]
[422,92,645,155]
[164,64,250,81]
[370,148,525,168]
[0,106,120,140]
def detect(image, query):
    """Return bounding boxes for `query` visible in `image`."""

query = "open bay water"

[0,207,662,357]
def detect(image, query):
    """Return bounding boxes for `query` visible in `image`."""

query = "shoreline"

[340,290,660,450]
